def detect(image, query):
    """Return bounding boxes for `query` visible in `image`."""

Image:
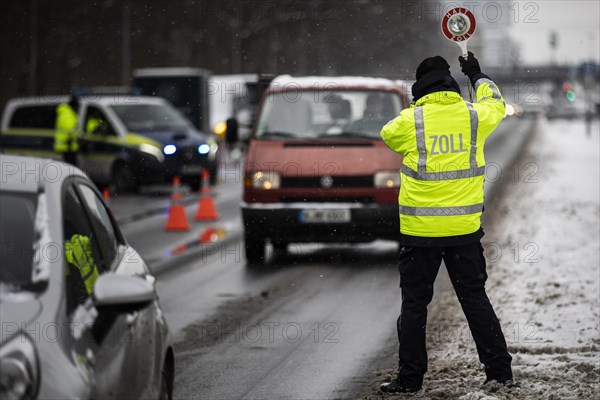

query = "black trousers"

[396,243,513,387]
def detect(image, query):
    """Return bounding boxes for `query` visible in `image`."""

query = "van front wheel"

[112,162,138,193]
[244,235,265,265]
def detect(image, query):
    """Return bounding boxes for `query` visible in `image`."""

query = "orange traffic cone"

[165,176,190,231]
[194,196,219,221]
[201,169,212,194]
[171,175,184,202]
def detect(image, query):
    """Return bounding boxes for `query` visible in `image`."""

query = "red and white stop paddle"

[441,7,477,58]
[441,7,477,100]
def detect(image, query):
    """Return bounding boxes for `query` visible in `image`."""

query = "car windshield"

[111,103,192,132]
[0,191,41,293]
[255,90,402,140]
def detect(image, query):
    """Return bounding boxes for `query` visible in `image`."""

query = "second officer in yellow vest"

[379,53,513,394]
[55,97,80,166]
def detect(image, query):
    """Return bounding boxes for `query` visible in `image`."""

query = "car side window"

[9,105,57,129]
[76,184,118,269]
[63,186,106,315]
[83,106,116,136]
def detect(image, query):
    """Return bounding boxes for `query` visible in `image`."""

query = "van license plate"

[300,209,351,223]
[181,165,204,175]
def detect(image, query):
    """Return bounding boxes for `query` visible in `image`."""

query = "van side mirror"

[225,118,239,144]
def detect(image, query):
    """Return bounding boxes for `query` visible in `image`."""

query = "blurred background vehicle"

[0,155,174,400]
[230,76,408,263]
[1,95,219,192]
[209,74,274,142]
[133,68,211,135]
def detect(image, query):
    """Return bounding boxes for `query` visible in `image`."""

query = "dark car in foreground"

[0,155,174,399]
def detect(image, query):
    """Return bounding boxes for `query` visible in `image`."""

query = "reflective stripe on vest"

[402,103,482,181]
[400,203,484,216]
[474,78,502,101]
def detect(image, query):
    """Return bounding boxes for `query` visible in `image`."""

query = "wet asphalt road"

[113,116,537,399]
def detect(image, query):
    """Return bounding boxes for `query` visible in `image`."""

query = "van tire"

[112,162,138,193]
[244,235,265,264]
[209,166,218,185]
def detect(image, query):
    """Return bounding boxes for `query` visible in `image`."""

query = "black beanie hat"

[412,56,460,102]
[415,56,451,80]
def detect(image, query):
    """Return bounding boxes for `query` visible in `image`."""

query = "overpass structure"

[487,65,600,84]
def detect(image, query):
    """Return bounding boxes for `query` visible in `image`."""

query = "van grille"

[283,142,373,148]
[281,196,375,204]
[281,176,373,188]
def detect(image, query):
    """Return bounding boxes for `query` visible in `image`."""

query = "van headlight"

[374,171,400,188]
[245,171,281,190]
[0,333,40,400]
[138,143,165,162]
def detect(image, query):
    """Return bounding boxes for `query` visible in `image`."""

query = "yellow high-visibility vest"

[86,117,102,134]
[55,103,80,153]
[65,234,100,295]
[381,78,505,237]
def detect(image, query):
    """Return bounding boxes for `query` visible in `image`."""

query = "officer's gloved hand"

[459,52,487,88]
[459,52,480,78]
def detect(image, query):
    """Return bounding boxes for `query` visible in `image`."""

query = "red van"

[230,76,408,263]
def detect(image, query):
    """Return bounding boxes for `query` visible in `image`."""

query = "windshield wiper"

[318,132,377,139]
[259,131,302,139]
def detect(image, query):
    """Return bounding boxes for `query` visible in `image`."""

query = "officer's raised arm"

[459,52,506,138]
[380,110,412,157]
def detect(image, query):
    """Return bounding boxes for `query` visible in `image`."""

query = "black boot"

[380,380,421,394]
[483,377,516,388]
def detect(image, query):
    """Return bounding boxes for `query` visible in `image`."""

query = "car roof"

[82,96,167,106]
[210,74,259,84]
[270,75,402,90]
[5,96,70,107]
[0,155,87,193]
[5,95,167,107]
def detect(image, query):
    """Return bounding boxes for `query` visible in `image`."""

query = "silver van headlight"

[0,333,40,400]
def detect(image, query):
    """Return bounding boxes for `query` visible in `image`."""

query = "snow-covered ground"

[369,118,599,399]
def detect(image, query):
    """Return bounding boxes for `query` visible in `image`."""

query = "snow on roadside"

[478,117,600,399]
[366,118,599,399]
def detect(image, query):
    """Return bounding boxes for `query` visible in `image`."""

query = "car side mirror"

[225,117,239,144]
[93,274,156,312]
[91,274,156,343]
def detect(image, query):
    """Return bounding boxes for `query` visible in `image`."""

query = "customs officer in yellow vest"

[380,53,514,394]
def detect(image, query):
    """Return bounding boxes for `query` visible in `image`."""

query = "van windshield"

[255,90,402,140]
[111,104,192,132]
